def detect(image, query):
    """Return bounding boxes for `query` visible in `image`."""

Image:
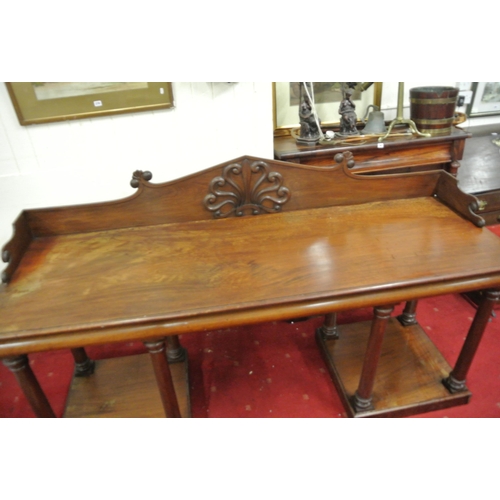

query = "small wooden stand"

[64,354,191,418]
[274,126,469,176]
[316,318,471,418]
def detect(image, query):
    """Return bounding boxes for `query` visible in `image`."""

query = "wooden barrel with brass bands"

[410,86,459,136]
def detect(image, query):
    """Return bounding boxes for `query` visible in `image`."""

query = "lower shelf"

[64,353,191,418]
[316,318,471,418]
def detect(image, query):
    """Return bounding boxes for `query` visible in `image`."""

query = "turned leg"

[166,335,187,363]
[71,348,95,377]
[2,355,56,418]
[143,338,181,418]
[397,300,418,326]
[449,160,459,176]
[351,305,394,412]
[443,289,500,393]
[449,138,465,177]
[317,313,339,339]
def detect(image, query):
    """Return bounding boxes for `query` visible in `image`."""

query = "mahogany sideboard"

[274,126,471,176]
[1,153,500,418]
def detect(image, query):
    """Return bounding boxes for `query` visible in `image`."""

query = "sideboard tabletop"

[2,195,500,356]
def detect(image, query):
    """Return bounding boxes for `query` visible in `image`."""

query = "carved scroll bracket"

[1,250,10,283]
[1,213,32,284]
[203,160,291,218]
[131,170,153,188]
[334,151,356,169]
[434,172,486,228]
[2,250,10,264]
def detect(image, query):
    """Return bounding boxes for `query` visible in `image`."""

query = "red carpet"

[2,227,500,418]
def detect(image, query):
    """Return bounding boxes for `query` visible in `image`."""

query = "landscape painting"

[32,82,149,101]
[6,82,173,125]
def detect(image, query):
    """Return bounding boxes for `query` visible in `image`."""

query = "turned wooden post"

[397,300,418,326]
[2,355,56,418]
[317,313,339,339]
[143,338,181,418]
[449,138,465,177]
[166,335,186,363]
[449,160,460,176]
[443,289,500,393]
[352,305,394,412]
[71,348,95,376]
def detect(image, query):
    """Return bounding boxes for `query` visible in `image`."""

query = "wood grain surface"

[2,197,500,350]
[274,127,470,174]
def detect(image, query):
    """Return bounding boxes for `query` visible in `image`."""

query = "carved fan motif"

[204,160,291,218]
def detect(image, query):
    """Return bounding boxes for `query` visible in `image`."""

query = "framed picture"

[273,82,379,136]
[467,82,500,117]
[6,82,174,125]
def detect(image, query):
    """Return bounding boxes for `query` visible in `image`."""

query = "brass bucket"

[409,86,459,136]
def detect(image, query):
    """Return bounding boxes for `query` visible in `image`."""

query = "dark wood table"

[274,126,470,175]
[1,153,500,418]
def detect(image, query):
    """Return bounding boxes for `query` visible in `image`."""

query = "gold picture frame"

[6,82,174,125]
[273,82,382,136]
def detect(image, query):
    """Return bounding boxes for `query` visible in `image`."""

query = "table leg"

[449,138,465,177]
[443,289,500,393]
[166,335,187,363]
[449,160,460,176]
[143,338,181,418]
[397,300,418,326]
[317,313,339,339]
[2,355,56,418]
[71,348,95,377]
[351,305,394,412]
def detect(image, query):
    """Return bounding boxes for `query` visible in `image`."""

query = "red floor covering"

[2,229,500,418]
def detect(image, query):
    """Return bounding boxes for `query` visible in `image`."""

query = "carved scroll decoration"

[130,170,153,188]
[203,160,291,218]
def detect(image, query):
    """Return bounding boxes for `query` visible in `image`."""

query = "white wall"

[0,82,274,251]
